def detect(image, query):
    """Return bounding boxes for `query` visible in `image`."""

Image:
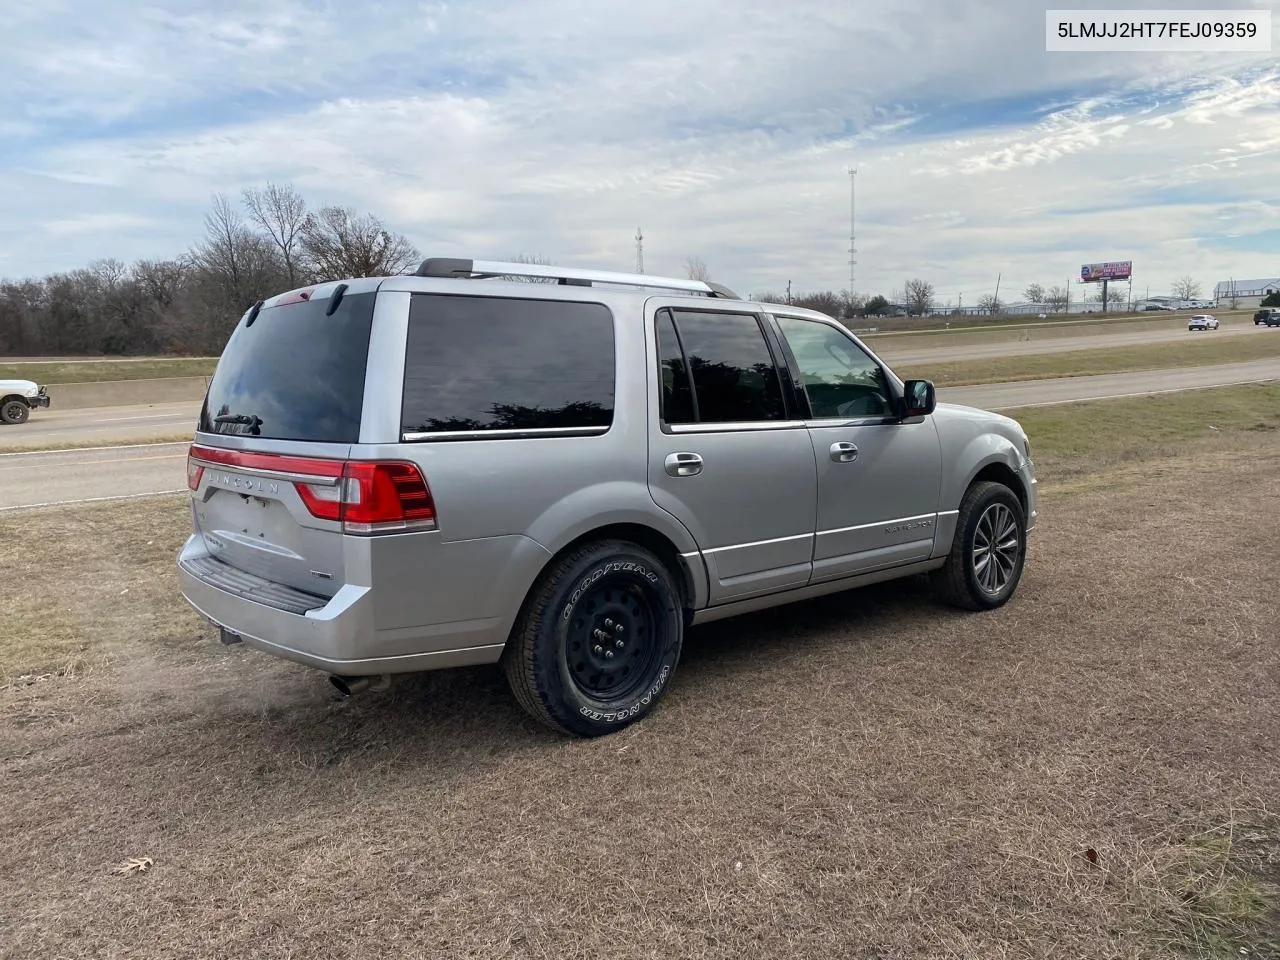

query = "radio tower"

[847,167,857,295]
[635,227,644,274]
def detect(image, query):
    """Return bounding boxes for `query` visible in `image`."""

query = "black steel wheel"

[1,399,29,425]
[503,539,684,738]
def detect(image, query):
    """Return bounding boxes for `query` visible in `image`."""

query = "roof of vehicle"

[249,259,847,327]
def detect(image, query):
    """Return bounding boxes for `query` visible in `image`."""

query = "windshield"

[198,291,376,443]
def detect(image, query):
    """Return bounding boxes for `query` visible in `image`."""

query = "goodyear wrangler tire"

[502,539,683,737]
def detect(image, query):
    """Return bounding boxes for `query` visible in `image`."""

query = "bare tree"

[1024,283,1046,304]
[977,293,1002,314]
[903,278,935,316]
[1044,285,1069,312]
[499,253,557,283]
[300,206,420,281]
[1171,275,1201,301]
[243,183,309,285]
[685,256,710,281]
[188,193,286,311]
[792,291,845,317]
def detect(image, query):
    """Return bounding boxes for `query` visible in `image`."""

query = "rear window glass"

[199,291,376,443]
[401,294,615,436]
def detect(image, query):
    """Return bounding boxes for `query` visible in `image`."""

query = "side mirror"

[902,379,936,417]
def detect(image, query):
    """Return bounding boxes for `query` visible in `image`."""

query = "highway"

[0,401,199,450]
[6,323,1276,451]
[871,318,1270,364]
[3,357,1278,512]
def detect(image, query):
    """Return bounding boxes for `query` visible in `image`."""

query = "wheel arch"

[539,522,702,615]
[968,460,1029,516]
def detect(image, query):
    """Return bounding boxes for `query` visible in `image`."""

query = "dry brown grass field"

[2,385,1278,959]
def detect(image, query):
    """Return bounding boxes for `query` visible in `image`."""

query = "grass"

[2,386,1279,958]
[1009,381,1280,483]
[0,358,216,384]
[896,329,1280,385]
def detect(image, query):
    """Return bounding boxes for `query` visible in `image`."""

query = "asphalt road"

[7,324,1277,451]
[872,319,1269,364]
[0,401,199,451]
[3,357,1279,512]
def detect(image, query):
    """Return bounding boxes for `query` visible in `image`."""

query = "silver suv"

[178,259,1037,737]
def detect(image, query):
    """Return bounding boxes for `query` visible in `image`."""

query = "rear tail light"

[188,444,436,535]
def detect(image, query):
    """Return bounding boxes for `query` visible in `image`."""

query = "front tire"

[1,399,30,425]
[932,481,1027,611]
[502,540,684,737]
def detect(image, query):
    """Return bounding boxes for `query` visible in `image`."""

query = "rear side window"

[401,294,615,436]
[661,309,786,424]
[199,291,376,443]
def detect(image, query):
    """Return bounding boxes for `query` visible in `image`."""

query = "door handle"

[664,452,703,477]
[830,441,858,463]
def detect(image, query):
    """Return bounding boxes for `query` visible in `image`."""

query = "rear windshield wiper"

[213,413,263,431]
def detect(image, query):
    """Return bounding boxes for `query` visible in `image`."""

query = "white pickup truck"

[0,379,52,424]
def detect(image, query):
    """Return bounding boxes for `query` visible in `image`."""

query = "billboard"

[1080,261,1132,282]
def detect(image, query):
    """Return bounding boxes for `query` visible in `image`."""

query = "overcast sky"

[2,0,1278,303]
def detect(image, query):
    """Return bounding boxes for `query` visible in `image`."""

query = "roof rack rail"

[413,258,740,299]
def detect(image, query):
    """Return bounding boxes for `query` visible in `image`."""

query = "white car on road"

[1187,314,1219,331]
[0,378,52,424]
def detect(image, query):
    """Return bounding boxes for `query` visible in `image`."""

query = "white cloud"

[1,0,1278,299]
[41,213,160,237]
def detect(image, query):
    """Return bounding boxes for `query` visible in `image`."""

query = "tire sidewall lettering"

[561,560,660,623]
[577,664,672,724]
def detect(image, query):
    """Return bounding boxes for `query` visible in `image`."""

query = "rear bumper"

[176,536,505,675]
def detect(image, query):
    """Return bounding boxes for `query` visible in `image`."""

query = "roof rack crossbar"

[413,258,739,299]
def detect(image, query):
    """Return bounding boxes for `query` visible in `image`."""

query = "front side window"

[663,310,786,424]
[401,294,615,435]
[776,315,890,419]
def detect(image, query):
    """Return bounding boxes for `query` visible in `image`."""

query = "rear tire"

[1,399,30,425]
[932,481,1027,611]
[502,539,684,738]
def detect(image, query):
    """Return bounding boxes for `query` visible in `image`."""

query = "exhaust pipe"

[329,674,390,697]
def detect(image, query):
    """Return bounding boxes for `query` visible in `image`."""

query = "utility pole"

[847,168,858,296]
[635,228,644,274]
[786,280,792,305]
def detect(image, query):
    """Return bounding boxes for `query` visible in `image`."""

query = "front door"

[646,305,817,604]
[772,313,943,583]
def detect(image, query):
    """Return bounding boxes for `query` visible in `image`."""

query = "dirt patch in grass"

[896,331,1280,386]
[0,358,217,384]
[2,430,1278,958]
[0,494,205,679]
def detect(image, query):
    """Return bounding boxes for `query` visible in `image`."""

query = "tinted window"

[669,310,786,423]
[199,292,376,443]
[656,310,696,424]
[402,294,615,435]
[776,315,890,418]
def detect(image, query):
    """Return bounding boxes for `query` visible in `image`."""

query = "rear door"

[646,304,817,604]
[771,313,943,583]
[189,284,379,598]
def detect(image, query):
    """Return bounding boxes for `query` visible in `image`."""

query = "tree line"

[0,183,421,356]
[2,202,1213,357]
